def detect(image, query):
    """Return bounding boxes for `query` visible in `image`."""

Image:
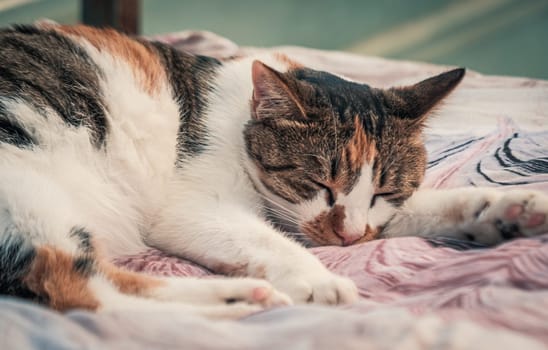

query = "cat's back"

[0,24,166,149]
[0,25,223,255]
[0,24,220,258]
[0,24,220,164]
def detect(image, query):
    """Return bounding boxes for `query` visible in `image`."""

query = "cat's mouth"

[266,207,354,247]
[300,209,382,247]
[299,207,352,246]
[264,201,378,247]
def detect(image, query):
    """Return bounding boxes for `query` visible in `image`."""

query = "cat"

[1,24,547,319]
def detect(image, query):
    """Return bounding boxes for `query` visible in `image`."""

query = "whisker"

[260,193,294,213]
[259,194,299,224]
[265,208,299,225]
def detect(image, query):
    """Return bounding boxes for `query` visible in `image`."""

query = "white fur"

[338,164,376,242]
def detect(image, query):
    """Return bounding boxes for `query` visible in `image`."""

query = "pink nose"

[343,235,361,246]
[335,229,363,246]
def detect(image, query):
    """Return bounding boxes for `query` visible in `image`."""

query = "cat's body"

[1,24,547,318]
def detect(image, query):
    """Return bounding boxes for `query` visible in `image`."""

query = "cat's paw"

[463,190,548,244]
[194,280,290,319]
[218,278,293,308]
[273,272,358,305]
[158,277,292,308]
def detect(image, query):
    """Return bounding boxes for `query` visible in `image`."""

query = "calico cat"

[1,24,547,319]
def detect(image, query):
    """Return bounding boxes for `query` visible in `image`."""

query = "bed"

[1,30,547,349]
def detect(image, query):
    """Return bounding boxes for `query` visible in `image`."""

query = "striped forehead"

[344,116,376,171]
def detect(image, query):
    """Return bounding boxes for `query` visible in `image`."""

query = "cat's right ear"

[251,60,307,120]
[384,68,465,127]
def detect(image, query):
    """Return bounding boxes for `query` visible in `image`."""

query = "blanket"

[1,30,547,350]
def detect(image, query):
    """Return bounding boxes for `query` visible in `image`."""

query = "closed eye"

[311,180,336,207]
[330,157,339,180]
[370,191,398,208]
[261,163,298,172]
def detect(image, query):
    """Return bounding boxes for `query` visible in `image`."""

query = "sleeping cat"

[1,24,547,319]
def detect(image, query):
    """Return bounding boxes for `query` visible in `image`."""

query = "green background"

[1,0,546,79]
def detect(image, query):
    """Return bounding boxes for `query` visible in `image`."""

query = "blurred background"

[0,0,547,79]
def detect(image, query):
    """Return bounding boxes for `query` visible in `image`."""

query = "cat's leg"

[10,243,280,319]
[147,199,358,305]
[382,187,548,245]
[80,260,291,318]
[4,237,287,317]
[0,167,287,318]
[89,277,268,319]
[100,262,291,307]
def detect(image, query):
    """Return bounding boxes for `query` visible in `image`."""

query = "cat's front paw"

[465,190,548,244]
[273,272,358,305]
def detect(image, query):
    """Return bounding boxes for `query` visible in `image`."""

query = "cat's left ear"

[384,68,465,126]
[251,60,307,120]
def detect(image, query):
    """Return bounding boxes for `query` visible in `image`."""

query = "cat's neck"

[172,54,295,209]
[202,54,294,151]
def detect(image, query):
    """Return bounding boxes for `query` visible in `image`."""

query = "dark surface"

[82,0,140,34]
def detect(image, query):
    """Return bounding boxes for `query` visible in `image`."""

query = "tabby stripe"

[260,178,299,204]
[69,227,94,254]
[0,112,36,147]
[73,256,96,277]
[0,231,39,300]
[0,25,108,147]
[262,164,298,172]
[149,41,221,164]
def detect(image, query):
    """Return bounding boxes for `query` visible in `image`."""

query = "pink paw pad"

[251,287,269,302]
[525,213,546,228]
[504,204,524,220]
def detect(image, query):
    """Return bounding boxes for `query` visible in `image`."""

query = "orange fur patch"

[22,246,99,311]
[357,225,382,243]
[303,208,382,246]
[210,261,250,276]
[274,53,303,69]
[55,25,165,94]
[345,116,376,171]
[301,205,346,246]
[101,263,164,295]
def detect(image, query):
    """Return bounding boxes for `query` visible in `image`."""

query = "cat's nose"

[334,229,363,246]
[342,235,361,246]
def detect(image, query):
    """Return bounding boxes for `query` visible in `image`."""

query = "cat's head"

[244,60,464,246]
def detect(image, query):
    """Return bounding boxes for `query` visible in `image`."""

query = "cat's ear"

[384,68,465,126]
[251,60,307,120]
